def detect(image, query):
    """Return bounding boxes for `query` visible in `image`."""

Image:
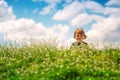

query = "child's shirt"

[70,41,87,49]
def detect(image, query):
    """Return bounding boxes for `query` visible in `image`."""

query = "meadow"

[0,41,120,80]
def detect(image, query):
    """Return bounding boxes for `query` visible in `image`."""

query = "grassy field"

[0,41,120,80]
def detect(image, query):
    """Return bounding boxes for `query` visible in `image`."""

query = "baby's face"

[75,33,83,41]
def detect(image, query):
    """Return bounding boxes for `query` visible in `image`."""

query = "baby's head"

[74,28,87,41]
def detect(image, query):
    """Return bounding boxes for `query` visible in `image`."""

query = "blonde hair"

[74,28,87,39]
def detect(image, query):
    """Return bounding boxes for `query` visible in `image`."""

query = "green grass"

[0,41,120,80]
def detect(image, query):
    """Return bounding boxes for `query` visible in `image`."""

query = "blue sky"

[0,0,120,47]
[5,0,108,26]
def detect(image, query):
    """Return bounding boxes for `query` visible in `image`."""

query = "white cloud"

[106,0,120,7]
[40,4,56,15]
[33,0,62,15]
[49,24,69,36]
[71,13,106,26]
[0,18,39,40]
[52,1,105,21]
[84,1,104,13]
[86,17,120,43]
[0,18,70,47]
[0,0,16,21]
[104,7,120,17]
[47,24,70,47]
[53,1,85,20]
[91,15,105,22]
[71,13,92,26]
